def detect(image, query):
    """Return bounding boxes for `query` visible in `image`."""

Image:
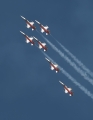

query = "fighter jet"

[33,37,47,51]
[20,31,35,45]
[59,81,73,96]
[45,57,59,73]
[21,16,36,31]
[35,20,50,35]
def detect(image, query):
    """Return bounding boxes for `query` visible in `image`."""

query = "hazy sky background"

[0,0,93,119]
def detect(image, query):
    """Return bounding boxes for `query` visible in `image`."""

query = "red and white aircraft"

[33,37,47,51]
[35,20,50,35]
[20,31,35,45]
[59,81,73,96]
[21,16,36,31]
[45,57,59,73]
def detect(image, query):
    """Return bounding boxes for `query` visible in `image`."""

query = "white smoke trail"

[57,41,93,78]
[50,34,93,78]
[41,35,93,85]
[43,52,93,100]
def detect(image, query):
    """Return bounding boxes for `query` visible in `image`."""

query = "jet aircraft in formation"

[21,16,36,31]
[33,37,47,51]
[35,20,50,35]
[20,15,73,97]
[45,57,59,73]
[20,31,35,45]
[59,81,73,96]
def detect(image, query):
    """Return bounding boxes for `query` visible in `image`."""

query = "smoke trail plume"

[43,52,93,100]
[57,41,93,78]
[41,35,93,86]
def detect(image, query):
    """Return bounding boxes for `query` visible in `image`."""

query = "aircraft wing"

[51,66,54,70]
[39,44,42,49]
[69,94,72,96]
[64,89,68,93]
[27,23,30,28]
[30,22,34,25]
[29,37,33,40]
[68,88,72,91]
[44,26,49,29]
[54,64,58,68]
[41,28,44,33]
[42,43,46,46]
[26,38,30,43]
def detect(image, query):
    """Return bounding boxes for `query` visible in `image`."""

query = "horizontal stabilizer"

[69,94,72,96]
[44,49,46,52]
